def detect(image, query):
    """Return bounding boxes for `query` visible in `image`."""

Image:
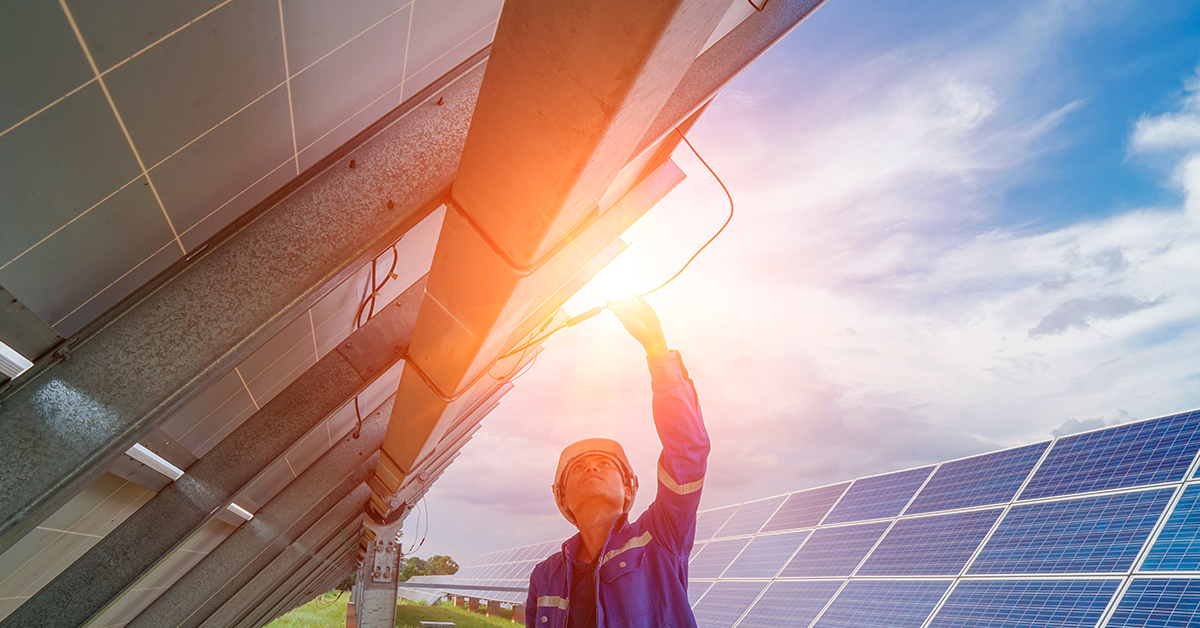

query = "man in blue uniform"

[526,295,710,628]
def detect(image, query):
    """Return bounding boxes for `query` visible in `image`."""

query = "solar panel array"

[408,409,1200,628]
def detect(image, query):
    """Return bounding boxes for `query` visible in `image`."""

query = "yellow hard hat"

[552,438,639,525]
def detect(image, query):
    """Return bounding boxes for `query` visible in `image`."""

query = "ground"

[265,594,518,627]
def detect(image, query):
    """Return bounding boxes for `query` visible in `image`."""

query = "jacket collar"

[560,513,629,565]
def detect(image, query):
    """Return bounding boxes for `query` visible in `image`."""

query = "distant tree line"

[334,554,459,592]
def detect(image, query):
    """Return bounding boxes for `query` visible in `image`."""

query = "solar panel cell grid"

[780,521,890,578]
[689,537,752,579]
[857,508,1003,576]
[695,505,740,541]
[736,580,843,628]
[811,580,951,628]
[1021,410,1200,500]
[760,483,850,533]
[688,581,714,607]
[969,488,1174,575]
[722,531,810,579]
[1107,577,1200,627]
[690,581,768,628]
[927,578,1120,628]
[822,467,934,525]
[1143,484,1200,571]
[906,442,1049,515]
[713,495,787,538]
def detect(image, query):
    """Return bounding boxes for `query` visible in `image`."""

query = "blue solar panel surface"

[812,580,951,628]
[688,581,713,607]
[760,483,850,533]
[906,442,1048,515]
[695,505,739,541]
[736,581,843,628]
[689,537,751,579]
[969,488,1174,575]
[690,581,767,628]
[857,508,1003,576]
[722,530,810,579]
[713,495,787,538]
[1143,484,1200,572]
[780,522,890,578]
[822,466,934,525]
[1107,577,1200,627]
[1021,410,1200,500]
[927,579,1120,628]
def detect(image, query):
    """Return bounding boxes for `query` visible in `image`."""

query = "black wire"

[352,244,400,439]
[499,131,735,360]
[746,0,767,11]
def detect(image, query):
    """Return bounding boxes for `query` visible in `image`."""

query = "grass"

[266,595,518,628]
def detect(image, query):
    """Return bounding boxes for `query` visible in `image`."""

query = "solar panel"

[696,505,740,541]
[811,580,951,628]
[857,508,1003,576]
[736,580,843,628]
[1107,577,1200,627]
[761,483,850,533]
[690,581,767,628]
[1021,410,1200,500]
[1142,484,1200,572]
[780,521,890,578]
[713,495,786,538]
[688,580,714,607]
[822,467,934,525]
[969,488,1174,575]
[927,579,1120,627]
[689,537,752,579]
[722,531,810,579]
[906,443,1049,515]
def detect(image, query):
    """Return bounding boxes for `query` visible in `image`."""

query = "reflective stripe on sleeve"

[658,462,704,495]
[537,596,568,610]
[600,531,652,567]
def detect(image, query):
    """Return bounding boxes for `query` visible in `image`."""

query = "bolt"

[387,199,395,209]
[345,342,353,348]
[436,97,444,106]
[349,159,356,169]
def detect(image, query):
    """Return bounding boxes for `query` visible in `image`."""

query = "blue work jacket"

[527,351,710,628]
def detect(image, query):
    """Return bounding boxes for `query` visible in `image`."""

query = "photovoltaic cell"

[695,505,739,541]
[689,537,751,579]
[811,580,951,628]
[857,508,1003,576]
[1107,578,1200,627]
[722,531,810,578]
[761,483,850,533]
[822,467,934,525]
[688,581,714,607]
[690,581,767,628]
[969,488,1174,575]
[906,442,1049,515]
[1142,484,1200,571]
[713,495,787,538]
[736,581,843,628]
[927,579,1120,628]
[780,521,890,578]
[1021,410,1200,500]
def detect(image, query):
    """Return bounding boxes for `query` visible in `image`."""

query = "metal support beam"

[125,404,391,628]
[355,517,405,628]
[199,487,370,628]
[0,48,488,555]
[2,278,425,628]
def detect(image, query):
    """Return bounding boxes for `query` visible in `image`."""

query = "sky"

[403,0,1200,562]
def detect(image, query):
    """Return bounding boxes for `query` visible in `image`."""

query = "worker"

[526,294,710,628]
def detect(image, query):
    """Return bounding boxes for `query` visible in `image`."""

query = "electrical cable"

[746,0,767,11]
[352,244,401,439]
[499,131,735,360]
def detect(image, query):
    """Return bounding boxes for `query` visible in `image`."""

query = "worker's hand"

[607,294,669,358]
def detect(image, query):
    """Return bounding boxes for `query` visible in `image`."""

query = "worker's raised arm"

[609,296,711,556]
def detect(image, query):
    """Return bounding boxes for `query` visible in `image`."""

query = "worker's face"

[563,453,627,517]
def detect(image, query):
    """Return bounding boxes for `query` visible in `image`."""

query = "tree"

[399,555,459,581]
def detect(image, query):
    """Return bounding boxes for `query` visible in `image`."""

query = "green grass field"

[266,595,518,628]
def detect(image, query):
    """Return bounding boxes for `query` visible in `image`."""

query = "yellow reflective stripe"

[658,462,704,495]
[537,596,568,610]
[600,531,653,567]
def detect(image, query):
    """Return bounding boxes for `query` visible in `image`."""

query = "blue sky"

[409,0,1200,562]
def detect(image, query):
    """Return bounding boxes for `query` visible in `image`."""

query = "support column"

[456,596,466,608]
[355,516,405,628]
[513,604,526,624]
[469,598,480,613]
[487,600,503,617]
